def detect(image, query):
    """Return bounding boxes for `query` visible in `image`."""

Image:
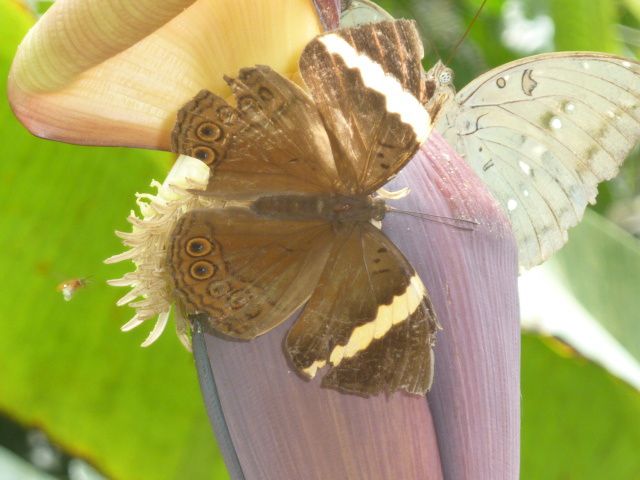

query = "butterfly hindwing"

[436,52,640,268]
[299,19,434,193]
[285,223,437,396]
[167,208,334,339]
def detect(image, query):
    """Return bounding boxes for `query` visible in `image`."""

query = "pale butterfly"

[433,54,640,269]
[343,0,640,270]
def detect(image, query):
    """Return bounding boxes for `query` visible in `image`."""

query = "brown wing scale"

[171,90,238,168]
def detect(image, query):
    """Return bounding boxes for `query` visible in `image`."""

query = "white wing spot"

[623,60,632,68]
[507,198,518,211]
[549,116,562,130]
[519,160,532,175]
[582,61,590,70]
[563,102,576,113]
[523,189,530,197]
[532,144,547,157]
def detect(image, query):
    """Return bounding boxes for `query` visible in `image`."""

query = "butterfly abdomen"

[250,194,385,224]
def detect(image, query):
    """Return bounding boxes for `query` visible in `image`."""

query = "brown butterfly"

[168,20,451,396]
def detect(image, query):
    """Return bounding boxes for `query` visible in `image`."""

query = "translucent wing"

[436,53,640,269]
[286,223,437,396]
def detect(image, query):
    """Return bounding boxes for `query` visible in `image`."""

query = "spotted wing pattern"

[168,208,333,339]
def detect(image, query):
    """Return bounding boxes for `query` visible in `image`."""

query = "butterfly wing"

[169,21,438,394]
[172,66,343,198]
[299,19,443,193]
[167,208,334,339]
[285,223,437,396]
[436,53,640,269]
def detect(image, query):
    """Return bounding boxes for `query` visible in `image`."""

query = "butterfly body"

[250,193,386,224]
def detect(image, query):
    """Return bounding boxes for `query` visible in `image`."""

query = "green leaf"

[0,3,227,479]
[621,0,640,24]
[522,334,640,478]
[549,210,640,365]
[550,0,619,52]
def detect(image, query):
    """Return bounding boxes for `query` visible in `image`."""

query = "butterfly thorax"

[251,194,386,224]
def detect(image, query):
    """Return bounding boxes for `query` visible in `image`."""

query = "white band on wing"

[319,34,432,143]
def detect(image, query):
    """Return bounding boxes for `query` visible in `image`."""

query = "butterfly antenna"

[386,206,478,232]
[445,0,488,65]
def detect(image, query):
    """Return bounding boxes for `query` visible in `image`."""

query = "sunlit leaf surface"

[522,334,640,478]
[0,3,226,478]
[551,211,640,365]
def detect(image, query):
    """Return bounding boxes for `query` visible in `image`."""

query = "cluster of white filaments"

[105,156,212,349]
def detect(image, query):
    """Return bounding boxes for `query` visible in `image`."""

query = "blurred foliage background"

[1,0,640,478]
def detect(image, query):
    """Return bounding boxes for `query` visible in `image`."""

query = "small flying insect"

[56,278,89,301]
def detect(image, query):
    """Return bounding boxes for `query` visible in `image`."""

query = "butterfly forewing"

[436,53,640,268]
[285,223,437,396]
[172,67,341,198]
[168,208,334,339]
[171,90,238,169]
[299,19,434,193]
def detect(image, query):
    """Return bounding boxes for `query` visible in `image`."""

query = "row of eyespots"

[190,103,236,165]
[192,84,278,164]
[186,237,217,280]
[184,237,256,311]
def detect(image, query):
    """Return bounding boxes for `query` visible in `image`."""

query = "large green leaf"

[522,334,640,478]
[0,3,226,479]
[551,0,619,52]
[549,210,640,365]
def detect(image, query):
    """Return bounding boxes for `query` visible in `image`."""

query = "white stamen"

[141,310,171,347]
[106,155,213,349]
[121,316,145,332]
